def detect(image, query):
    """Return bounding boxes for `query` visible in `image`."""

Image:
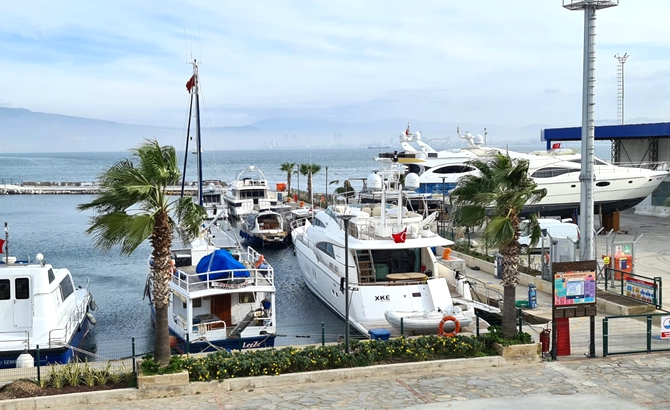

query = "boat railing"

[172,267,274,292]
[607,161,669,172]
[194,320,228,340]
[0,331,29,349]
[465,276,503,306]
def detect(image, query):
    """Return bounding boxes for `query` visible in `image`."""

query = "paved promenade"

[55,354,669,409]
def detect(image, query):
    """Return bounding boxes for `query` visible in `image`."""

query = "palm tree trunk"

[287,172,292,196]
[307,175,312,205]
[155,305,171,364]
[502,284,517,338]
[151,211,173,365]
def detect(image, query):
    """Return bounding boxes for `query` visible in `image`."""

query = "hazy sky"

[2,0,670,129]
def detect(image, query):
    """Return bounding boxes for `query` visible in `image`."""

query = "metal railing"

[603,313,670,357]
[604,268,662,309]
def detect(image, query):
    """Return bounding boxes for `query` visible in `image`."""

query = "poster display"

[624,277,656,304]
[554,271,596,306]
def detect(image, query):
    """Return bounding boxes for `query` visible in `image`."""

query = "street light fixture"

[339,214,355,354]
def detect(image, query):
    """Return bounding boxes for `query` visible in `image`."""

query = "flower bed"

[180,335,487,382]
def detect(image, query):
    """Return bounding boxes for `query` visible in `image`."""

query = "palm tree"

[280,162,295,196]
[300,163,321,205]
[77,140,206,365]
[449,153,546,338]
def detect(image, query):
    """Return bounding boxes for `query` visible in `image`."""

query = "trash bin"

[494,253,503,279]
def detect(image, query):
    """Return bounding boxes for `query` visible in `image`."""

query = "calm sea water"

[0,143,612,355]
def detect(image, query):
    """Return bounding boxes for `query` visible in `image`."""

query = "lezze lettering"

[375,295,390,302]
[242,340,263,349]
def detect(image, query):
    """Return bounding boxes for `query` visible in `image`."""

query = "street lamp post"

[325,166,328,206]
[339,214,355,354]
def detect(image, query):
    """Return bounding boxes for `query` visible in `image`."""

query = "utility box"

[368,328,391,341]
[494,253,503,279]
[528,284,538,309]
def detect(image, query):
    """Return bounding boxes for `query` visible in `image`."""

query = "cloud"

[1,0,670,135]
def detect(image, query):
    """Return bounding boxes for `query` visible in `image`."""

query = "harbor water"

[0,143,612,356]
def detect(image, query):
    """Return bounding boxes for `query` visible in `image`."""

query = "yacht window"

[432,165,474,174]
[406,164,424,175]
[596,181,611,187]
[316,242,336,259]
[239,293,255,303]
[58,277,74,301]
[0,279,9,300]
[16,278,30,300]
[569,158,608,166]
[312,218,326,228]
[184,298,203,309]
[48,268,55,284]
[531,167,577,178]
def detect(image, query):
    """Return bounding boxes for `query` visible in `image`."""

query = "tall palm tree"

[300,163,321,205]
[449,153,546,338]
[279,162,295,196]
[77,140,206,365]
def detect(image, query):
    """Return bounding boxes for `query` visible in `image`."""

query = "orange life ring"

[438,315,460,337]
[255,254,265,268]
[543,252,550,266]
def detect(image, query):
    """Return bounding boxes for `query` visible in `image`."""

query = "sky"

[2,0,670,131]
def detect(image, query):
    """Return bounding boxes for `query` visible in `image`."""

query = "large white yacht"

[224,166,282,218]
[291,173,493,337]
[381,126,669,216]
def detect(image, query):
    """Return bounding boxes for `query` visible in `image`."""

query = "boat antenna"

[484,127,488,146]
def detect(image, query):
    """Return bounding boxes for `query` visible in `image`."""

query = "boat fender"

[340,277,346,293]
[89,297,97,311]
[438,315,460,337]
[255,254,265,268]
[86,312,97,326]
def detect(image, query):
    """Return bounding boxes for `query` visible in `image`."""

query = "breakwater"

[0,182,207,195]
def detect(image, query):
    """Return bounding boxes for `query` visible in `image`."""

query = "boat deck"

[171,225,239,250]
[171,264,274,293]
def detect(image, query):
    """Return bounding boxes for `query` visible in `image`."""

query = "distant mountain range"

[0,106,665,153]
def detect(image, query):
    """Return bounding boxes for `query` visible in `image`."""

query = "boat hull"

[0,317,91,369]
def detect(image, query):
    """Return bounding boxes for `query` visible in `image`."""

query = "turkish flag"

[185,75,196,92]
[0,239,4,254]
[552,143,561,149]
[392,228,407,243]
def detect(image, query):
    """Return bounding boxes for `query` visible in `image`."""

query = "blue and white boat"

[240,209,289,247]
[0,223,96,368]
[145,60,276,353]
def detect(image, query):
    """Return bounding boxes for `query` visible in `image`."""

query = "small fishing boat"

[0,223,96,368]
[240,209,289,247]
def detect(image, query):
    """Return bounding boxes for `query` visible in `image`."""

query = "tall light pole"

[615,52,629,125]
[325,166,329,206]
[563,0,618,261]
[339,214,354,354]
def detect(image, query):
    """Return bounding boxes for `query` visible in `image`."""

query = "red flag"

[0,239,4,254]
[552,143,561,149]
[405,125,410,136]
[185,75,196,92]
[392,228,407,243]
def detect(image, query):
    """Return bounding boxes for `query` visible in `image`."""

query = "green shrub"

[477,326,533,350]
[140,354,185,376]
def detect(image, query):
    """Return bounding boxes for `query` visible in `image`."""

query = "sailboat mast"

[181,93,194,197]
[192,59,204,207]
